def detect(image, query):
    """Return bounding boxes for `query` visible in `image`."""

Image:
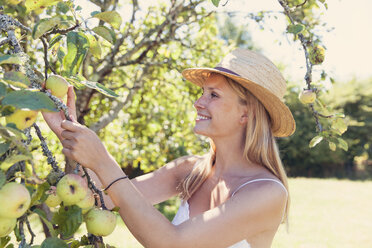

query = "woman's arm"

[86,155,198,209]
[59,120,288,248]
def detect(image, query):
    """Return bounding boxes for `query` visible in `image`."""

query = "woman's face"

[193,74,247,139]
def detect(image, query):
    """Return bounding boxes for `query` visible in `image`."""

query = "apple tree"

[0,0,227,246]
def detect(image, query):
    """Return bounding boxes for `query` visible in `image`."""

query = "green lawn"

[9,178,372,247]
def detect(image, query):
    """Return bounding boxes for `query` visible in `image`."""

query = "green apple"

[45,188,62,208]
[56,174,88,206]
[84,208,117,236]
[5,0,22,5]
[309,45,325,65]
[45,75,69,99]
[6,109,38,130]
[0,182,31,218]
[77,190,95,213]
[299,90,316,104]
[0,217,16,237]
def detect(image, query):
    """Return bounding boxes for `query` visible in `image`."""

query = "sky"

[78,0,372,85]
[211,0,372,84]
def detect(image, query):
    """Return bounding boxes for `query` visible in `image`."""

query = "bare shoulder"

[169,155,204,181]
[231,178,288,228]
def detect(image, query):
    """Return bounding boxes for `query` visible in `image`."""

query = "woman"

[43,48,296,248]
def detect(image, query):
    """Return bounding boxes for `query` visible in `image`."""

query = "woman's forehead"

[202,73,229,90]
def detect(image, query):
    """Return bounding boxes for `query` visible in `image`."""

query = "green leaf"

[64,76,86,90]
[0,55,23,65]
[3,72,31,88]
[2,90,58,112]
[0,170,6,190]
[30,182,50,206]
[32,16,62,39]
[0,81,6,98]
[25,0,63,12]
[32,209,57,237]
[0,154,32,171]
[41,238,68,248]
[0,142,10,157]
[287,24,305,34]
[81,80,119,98]
[92,26,116,44]
[52,205,83,238]
[309,135,323,148]
[85,34,101,59]
[92,11,122,30]
[49,34,63,48]
[211,0,220,7]
[0,236,11,248]
[331,118,348,135]
[328,141,336,151]
[337,138,348,151]
[63,32,89,76]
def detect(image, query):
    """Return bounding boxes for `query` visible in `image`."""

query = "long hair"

[178,74,290,224]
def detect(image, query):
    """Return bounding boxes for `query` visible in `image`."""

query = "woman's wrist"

[92,154,127,189]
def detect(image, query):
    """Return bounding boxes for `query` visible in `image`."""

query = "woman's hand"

[42,86,77,140]
[60,118,112,171]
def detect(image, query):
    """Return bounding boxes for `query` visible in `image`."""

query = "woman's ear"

[239,106,249,125]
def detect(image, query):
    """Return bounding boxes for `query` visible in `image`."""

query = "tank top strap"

[231,178,288,197]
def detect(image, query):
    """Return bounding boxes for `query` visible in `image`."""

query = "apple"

[45,187,62,208]
[0,217,16,237]
[309,45,325,65]
[5,0,22,5]
[0,182,31,218]
[299,90,316,104]
[84,208,117,236]
[45,75,69,99]
[56,174,88,206]
[77,190,95,213]
[6,109,38,130]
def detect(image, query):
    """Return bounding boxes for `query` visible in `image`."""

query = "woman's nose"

[194,96,206,109]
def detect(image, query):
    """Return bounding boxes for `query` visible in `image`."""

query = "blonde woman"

[43,48,296,248]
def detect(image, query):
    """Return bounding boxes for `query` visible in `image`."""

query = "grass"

[8,178,372,247]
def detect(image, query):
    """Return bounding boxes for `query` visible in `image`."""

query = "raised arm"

[59,120,288,248]
[87,155,198,209]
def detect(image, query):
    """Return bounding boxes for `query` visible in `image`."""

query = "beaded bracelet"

[103,176,128,191]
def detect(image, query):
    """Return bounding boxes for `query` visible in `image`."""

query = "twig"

[33,123,63,173]
[41,21,80,38]
[40,37,56,78]
[25,217,35,245]
[81,167,107,210]
[18,217,26,248]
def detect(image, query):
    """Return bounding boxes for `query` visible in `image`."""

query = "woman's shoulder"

[170,154,204,181]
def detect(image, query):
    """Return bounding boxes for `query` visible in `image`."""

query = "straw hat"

[182,48,296,137]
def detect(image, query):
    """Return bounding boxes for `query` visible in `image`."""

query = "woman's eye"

[211,92,218,98]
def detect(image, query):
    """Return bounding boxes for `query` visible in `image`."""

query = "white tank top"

[171,178,288,248]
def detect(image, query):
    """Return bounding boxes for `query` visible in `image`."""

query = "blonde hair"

[178,73,290,224]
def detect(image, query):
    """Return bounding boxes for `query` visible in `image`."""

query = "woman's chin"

[193,127,210,137]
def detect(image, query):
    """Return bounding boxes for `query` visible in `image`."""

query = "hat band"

[214,67,240,77]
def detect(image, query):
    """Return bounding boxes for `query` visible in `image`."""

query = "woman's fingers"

[67,86,77,120]
[61,129,76,140]
[61,119,80,131]
[61,139,75,149]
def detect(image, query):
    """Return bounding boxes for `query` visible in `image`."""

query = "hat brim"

[182,68,296,137]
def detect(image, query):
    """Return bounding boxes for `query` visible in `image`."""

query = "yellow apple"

[6,109,38,130]
[56,174,88,206]
[0,182,31,218]
[45,192,62,208]
[45,75,69,99]
[299,90,316,104]
[0,217,16,237]
[77,190,95,213]
[84,208,117,236]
